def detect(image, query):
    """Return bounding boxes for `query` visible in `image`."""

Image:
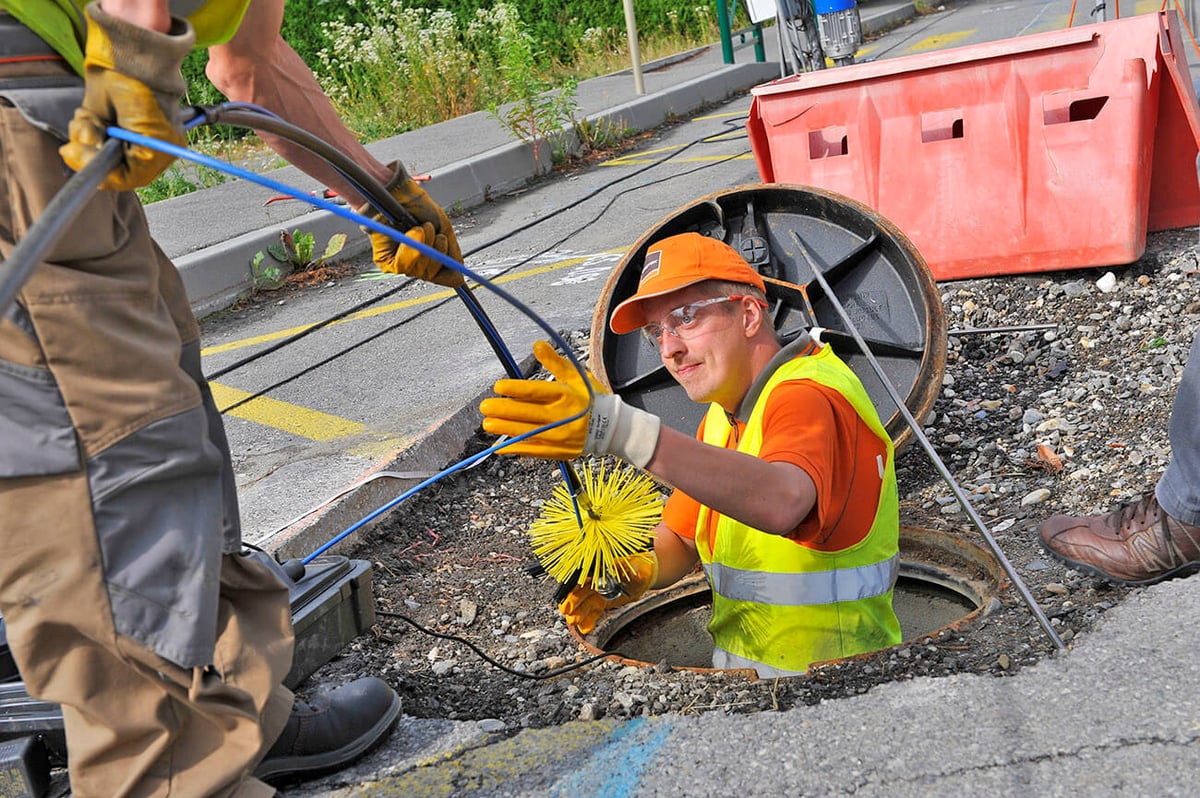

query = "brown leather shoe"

[1040,494,1200,585]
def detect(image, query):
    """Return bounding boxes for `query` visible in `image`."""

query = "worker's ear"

[742,296,766,337]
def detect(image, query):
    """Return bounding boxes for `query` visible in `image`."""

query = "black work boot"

[255,676,401,785]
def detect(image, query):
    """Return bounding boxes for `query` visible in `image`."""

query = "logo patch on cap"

[639,250,662,285]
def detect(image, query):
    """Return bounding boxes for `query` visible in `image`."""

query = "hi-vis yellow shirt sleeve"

[2,0,250,75]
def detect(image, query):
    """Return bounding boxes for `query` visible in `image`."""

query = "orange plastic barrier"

[747,11,1200,280]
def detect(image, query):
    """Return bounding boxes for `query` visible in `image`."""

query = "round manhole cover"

[589,183,946,453]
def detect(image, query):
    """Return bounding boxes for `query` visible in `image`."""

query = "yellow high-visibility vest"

[695,344,902,677]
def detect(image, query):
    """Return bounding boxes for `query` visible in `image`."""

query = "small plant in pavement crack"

[250,229,347,291]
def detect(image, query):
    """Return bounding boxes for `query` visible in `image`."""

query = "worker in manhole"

[1040,330,1200,584]
[482,232,903,677]
[0,1,461,794]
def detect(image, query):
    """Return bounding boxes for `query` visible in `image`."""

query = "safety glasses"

[641,295,768,347]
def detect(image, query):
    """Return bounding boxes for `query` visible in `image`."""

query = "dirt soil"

[303,228,1198,729]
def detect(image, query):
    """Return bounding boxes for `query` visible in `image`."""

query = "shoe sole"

[1040,541,1200,587]
[255,691,402,785]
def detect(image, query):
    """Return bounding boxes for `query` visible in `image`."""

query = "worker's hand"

[559,553,658,634]
[59,3,194,191]
[358,161,464,287]
[480,341,662,467]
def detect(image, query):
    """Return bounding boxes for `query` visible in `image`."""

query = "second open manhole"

[576,526,1006,673]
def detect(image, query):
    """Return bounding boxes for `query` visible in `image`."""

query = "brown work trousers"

[0,60,293,797]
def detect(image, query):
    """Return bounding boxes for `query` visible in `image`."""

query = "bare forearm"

[652,524,699,587]
[205,0,391,206]
[645,424,816,535]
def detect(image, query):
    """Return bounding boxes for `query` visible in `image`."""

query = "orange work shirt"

[662,379,889,552]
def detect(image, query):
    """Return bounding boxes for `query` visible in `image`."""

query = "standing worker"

[481,232,902,677]
[0,0,460,794]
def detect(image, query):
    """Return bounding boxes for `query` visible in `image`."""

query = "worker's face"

[640,284,755,408]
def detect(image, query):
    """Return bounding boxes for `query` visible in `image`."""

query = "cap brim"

[608,277,708,334]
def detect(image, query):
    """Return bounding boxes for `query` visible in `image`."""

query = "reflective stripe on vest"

[694,344,902,677]
[705,554,899,606]
[712,647,807,679]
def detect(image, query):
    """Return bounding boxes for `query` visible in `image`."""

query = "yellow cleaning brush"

[527,459,662,589]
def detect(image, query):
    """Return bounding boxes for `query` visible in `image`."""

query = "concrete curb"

[263,391,486,562]
[260,349,539,561]
[863,0,919,36]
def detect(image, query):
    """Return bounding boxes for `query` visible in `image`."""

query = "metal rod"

[0,137,124,317]
[790,230,1065,650]
[948,324,1059,336]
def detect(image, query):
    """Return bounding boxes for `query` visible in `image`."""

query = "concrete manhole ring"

[571,525,1007,677]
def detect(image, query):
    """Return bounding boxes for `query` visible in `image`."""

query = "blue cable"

[104,126,599,563]
[194,106,584,531]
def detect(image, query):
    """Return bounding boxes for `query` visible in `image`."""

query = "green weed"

[136,162,227,204]
[250,228,347,293]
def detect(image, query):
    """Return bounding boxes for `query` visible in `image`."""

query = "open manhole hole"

[574,526,1006,674]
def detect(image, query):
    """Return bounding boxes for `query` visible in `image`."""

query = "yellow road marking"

[202,259,590,358]
[202,249,625,443]
[210,382,408,457]
[692,108,749,121]
[906,30,974,53]
[211,382,366,440]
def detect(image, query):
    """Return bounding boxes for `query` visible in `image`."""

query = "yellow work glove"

[59,3,195,192]
[357,161,464,287]
[479,340,662,466]
[559,552,659,635]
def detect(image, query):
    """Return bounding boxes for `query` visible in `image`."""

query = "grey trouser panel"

[1158,329,1200,525]
[0,38,243,669]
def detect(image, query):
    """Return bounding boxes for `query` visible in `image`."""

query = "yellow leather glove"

[59,4,195,192]
[559,552,659,635]
[357,161,464,287]
[479,341,661,466]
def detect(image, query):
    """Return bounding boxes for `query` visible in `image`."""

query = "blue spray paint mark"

[551,718,673,797]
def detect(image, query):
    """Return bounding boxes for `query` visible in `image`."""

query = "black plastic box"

[284,555,376,689]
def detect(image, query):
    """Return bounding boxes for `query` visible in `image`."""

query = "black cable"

[215,144,753,414]
[459,121,747,258]
[377,609,616,680]
[207,276,421,381]
[209,119,752,408]
[216,281,451,413]
[0,138,124,317]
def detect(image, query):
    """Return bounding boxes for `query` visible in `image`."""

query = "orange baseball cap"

[609,232,765,334]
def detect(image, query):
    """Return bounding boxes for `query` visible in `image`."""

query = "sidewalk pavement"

[142,3,1200,795]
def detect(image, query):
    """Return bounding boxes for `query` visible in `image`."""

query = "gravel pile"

[312,227,1198,732]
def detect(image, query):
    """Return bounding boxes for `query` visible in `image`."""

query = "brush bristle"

[527,460,662,586]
